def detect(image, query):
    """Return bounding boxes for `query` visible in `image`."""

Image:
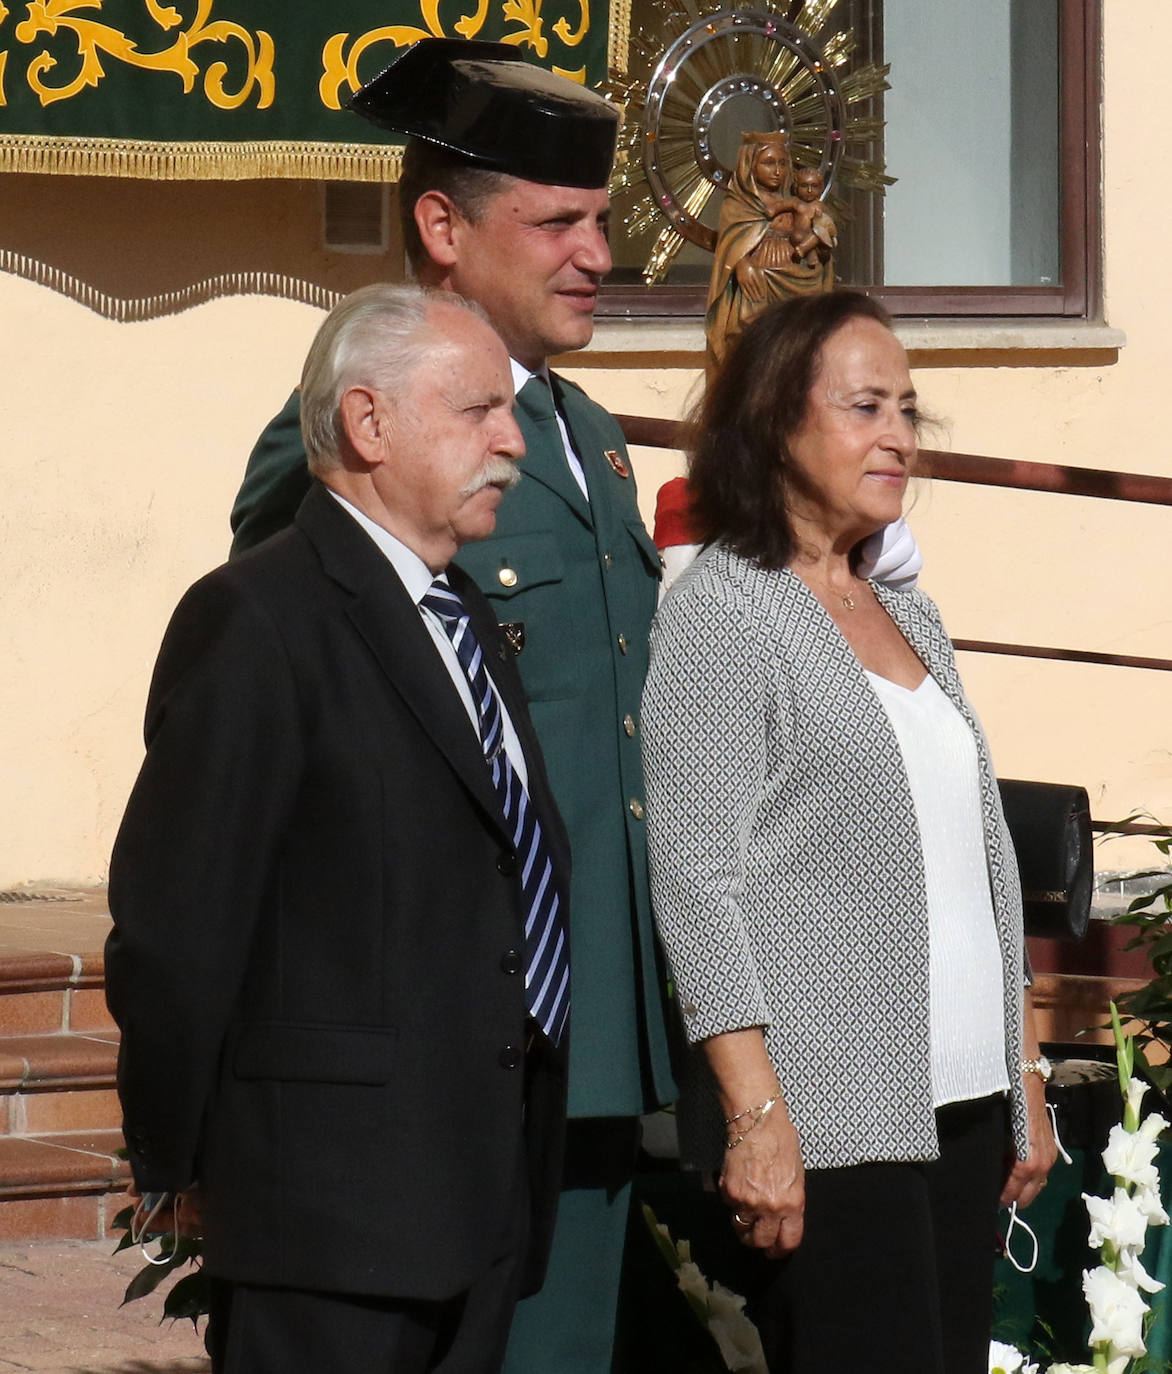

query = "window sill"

[562,317,1126,368]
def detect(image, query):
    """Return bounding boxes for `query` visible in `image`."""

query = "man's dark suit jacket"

[105,482,570,1304]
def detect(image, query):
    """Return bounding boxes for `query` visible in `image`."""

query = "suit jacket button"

[499,1045,523,1069]
[623,713,636,737]
[497,852,516,875]
[617,633,628,654]
[500,950,522,975]
[629,798,645,820]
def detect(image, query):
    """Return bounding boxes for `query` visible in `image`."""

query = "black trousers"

[207,1243,527,1374]
[748,1095,1008,1374]
[206,1159,530,1374]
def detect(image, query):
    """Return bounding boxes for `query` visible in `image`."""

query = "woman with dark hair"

[641,290,1055,1373]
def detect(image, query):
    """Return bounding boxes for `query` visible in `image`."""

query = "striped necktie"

[421,579,569,1046]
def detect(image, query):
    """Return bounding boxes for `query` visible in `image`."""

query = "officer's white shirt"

[510,357,590,501]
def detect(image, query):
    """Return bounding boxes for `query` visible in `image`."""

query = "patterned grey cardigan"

[641,544,1029,1172]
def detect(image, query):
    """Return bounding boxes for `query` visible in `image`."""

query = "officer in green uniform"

[229,40,675,1372]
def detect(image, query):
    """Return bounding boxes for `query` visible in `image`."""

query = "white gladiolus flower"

[1131,1181,1171,1227]
[988,1340,1025,1372]
[1083,1186,1150,1252]
[1102,1123,1161,1193]
[1116,1245,1166,1294]
[1138,1110,1170,1144]
[674,1258,710,1312]
[1125,1076,1149,1118]
[1056,1360,1126,1374]
[986,1341,1040,1374]
[707,1280,768,1373]
[1083,1264,1149,1357]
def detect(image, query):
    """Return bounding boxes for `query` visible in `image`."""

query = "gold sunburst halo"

[604,0,893,284]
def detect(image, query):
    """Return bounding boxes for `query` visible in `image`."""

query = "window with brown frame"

[600,0,1099,320]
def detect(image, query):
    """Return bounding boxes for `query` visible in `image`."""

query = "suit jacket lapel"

[296,486,512,844]
[515,376,592,525]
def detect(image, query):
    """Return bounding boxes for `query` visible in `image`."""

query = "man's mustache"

[461,460,522,497]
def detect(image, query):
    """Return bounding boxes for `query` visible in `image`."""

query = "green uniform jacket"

[230,382,677,1118]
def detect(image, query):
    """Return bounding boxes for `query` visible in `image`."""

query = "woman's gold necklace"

[800,566,859,612]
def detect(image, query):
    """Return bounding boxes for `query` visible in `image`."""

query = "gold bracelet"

[725,1092,783,1150]
[723,1090,782,1127]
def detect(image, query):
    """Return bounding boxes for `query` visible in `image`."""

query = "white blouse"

[866,671,1010,1108]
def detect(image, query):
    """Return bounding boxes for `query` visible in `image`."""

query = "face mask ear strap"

[131,1191,179,1266]
[1002,1201,1040,1274]
[1047,1101,1073,1164]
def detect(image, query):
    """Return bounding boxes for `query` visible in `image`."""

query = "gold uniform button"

[623,714,636,737]
[617,633,628,654]
[498,567,518,588]
[629,798,645,820]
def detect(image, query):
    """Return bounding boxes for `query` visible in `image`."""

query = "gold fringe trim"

[0,249,343,322]
[608,0,632,75]
[0,135,403,183]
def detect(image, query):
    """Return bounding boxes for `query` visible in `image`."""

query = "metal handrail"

[615,413,1172,676]
[953,640,1172,674]
[614,414,1172,508]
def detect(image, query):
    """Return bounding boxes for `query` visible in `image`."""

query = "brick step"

[0,1031,118,1092]
[0,1128,128,1197]
[0,887,129,1241]
[0,961,114,1036]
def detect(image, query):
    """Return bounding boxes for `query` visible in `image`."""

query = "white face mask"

[1002,1103,1071,1275]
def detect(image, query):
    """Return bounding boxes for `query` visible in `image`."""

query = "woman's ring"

[733,1212,753,1226]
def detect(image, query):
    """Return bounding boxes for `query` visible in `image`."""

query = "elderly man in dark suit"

[105,283,571,1374]
[226,42,679,1372]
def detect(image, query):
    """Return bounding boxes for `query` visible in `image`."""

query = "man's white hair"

[299,283,487,476]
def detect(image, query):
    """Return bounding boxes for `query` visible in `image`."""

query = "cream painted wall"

[0,279,326,885]
[0,3,1167,886]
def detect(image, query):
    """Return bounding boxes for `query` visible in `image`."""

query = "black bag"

[997,779,1094,941]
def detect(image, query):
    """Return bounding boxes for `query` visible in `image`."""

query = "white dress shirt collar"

[509,358,589,500]
[326,488,437,606]
[325,487,530,788]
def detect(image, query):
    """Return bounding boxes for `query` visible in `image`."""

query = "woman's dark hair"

[688,290,896,569]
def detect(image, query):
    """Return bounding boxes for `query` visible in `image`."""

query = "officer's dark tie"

[421,579,569,1046]
[518,373,557,423]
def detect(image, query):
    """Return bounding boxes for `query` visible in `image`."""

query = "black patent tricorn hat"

[347,38,618,189]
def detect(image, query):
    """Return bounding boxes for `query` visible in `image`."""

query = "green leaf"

[1120,987,1172,1019]
[161,1269,212,1324]
[110,1205,137,1252]
[1142,932,1172,962]
[121,1253,188,1305]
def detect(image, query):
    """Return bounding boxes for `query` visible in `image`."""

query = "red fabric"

[652,477,699,549]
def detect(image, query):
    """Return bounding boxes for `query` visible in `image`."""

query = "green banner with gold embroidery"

[0,1,622,180]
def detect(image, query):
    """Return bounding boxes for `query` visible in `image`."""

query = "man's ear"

[338,386,390,467]
[414,190,461,270]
